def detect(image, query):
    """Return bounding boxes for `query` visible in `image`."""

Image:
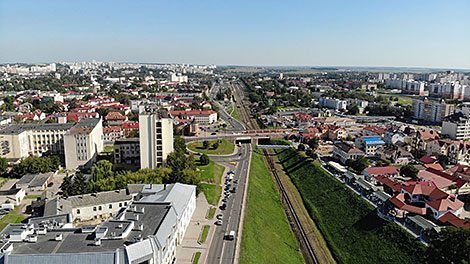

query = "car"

[222,197,228,202]
[233,180,239,184]
[211,132,217,135]
[220,203,227,210]
[216,219,223,225]
[217,214,224,220]
[231,187,237,193]
[228,170,234,174]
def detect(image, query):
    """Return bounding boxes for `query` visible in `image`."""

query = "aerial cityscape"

[0,1,469,264]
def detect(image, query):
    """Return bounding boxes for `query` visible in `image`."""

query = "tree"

[0,157,8,176]
[298,144,305,151]
[437,155,448,169]
[71,172,90,195]
[60,174,73,197]
[203,140,210,149]
[174,135,187,153]
[400,164,419,180]
[346,156,368,173]
[200,154,210,166]
[307,138,319,150]
[90,160,114,182]
[427,227,470,264]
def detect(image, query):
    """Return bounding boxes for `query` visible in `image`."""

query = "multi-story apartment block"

[429,82,470,100]
[139,107,174,169]
[319,97,348,111]
[114,137,140,171]
[63,118,104,169]
[442,112,470,140]
[355,136,385,157]
[0,123,75,161]
[412,98,454,123]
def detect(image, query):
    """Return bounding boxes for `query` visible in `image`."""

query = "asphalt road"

[204,81,251,264]
[206,143,250,264]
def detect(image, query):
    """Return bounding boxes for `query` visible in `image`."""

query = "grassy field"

[0,206,26,231]
[103,146,114,153]
[231,107,242,123]
[240,149,305,264]
[199,225,210,243]
[199,183,222,205]
[187,139,235,155]
[197,159,224,184]
[276,149,426,264]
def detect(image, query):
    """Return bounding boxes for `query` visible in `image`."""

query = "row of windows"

[76,202,128,214]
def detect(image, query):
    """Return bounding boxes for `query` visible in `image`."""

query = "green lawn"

[207,207,216,219]
[231,107,242,123]
[199,183,222,205]
[276,149,425,264]
[24,195,42,200]
[193,252,201,264]
[187,139,235,155]
[104,146,114,153]
[198,159,224,184]
[199,225,210,243]
[240,149,305,264]
[0,206,27,231]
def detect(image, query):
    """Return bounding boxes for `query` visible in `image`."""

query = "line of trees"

[61,135,200,196]
[7,156,61,178]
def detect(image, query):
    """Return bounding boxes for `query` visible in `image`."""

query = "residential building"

[0,123,76,161]
[114,138,140,171]
[169,110,217,124]
[64,118,104,169]
[355,136,385,157]
[15,172,54,192]
[103,126,123,142]
[364,166,399,181]
[412,98,454,123]
[139,107,173,169]
[442,112,470,140]
[332,142,364,164]
[319,97,348,111]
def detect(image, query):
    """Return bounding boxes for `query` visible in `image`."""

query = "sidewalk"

[176,193,213,263]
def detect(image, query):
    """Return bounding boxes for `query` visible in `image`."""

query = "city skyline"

[1,0,470,69]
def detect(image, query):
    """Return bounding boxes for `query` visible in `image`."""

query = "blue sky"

[0,0,469,68]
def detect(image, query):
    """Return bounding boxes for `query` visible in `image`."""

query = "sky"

[0,0,469,69]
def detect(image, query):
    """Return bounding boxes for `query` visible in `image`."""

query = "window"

[93,207,97,211]
[77,209,80,214]
[124,202,127,206]
[119,203,122,207]
[109,204,112,209]
[99,206,102,210]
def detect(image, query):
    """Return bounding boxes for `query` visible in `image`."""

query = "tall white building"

[412,98,454,123]
[64,118,104,169]
[442,112,470,140]
[139,107,174,169]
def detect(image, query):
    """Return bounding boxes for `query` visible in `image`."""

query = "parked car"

[217,214,224,220]
[216,219,223,225]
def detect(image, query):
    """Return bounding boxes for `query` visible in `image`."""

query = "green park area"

[199,183,222,205]
[197,159,224,184]
[240,149,305,264]
[0,206,26,231]
[187,139,235,155]
[276,148,425,264]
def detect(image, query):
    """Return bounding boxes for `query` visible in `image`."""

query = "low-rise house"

[376,145,414,165]
[364,166,399,181]
[426,139,452,156]
[15,172,54,192]
[414,129,440,152]
[332,142,364,164]
[106,111,127,126]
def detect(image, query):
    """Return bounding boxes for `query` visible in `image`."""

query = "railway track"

[232,80,320,264]
[263,149,320,264]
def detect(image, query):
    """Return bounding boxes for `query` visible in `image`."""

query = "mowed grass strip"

[277,149,425,264]
[187,139,235,155]
[199,183,222,206]
[0,206,26,231]
[198,159,224,184]
[199,225,210,243]
[240,150,305,264]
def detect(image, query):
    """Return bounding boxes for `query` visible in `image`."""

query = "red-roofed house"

[415,129,440,151]
[67,112,99,122]
[106,112,127,126]
[426,196,464,219]
[389,193,428,215]
[364,166,399,180]
[438,212,470,228]
[419,155,436,164]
